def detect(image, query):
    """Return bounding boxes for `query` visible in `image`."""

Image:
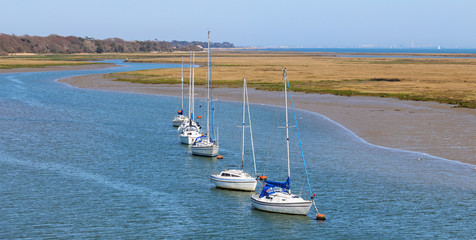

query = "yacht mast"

[188,51,192,120]
[284,68,291,193]
[209,31,215,140]
[206,31,210,139]
[241,77,246,170]
[181,56,184,113]
[191,51,195,120]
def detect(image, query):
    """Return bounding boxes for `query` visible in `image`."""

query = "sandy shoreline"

[60,74,476,166]
[0,63,118,73]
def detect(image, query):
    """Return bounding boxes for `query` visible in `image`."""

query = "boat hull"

[210,174,257,191]
[250,194,312,215]
[173,115,188,127]
[191,145,219,157]
[179,132,201,145]
[173,119,183,127]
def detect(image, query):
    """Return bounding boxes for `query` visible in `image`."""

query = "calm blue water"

[1,61,475,239]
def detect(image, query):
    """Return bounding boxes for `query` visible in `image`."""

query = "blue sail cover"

[259,177,291,198]
[193,135,214,144]
[265,177,290,190]
[259,184,276,198]
[193,135,206,144]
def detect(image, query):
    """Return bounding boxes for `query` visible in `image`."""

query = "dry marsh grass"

[112,51,476,108]
[2,52,474,108]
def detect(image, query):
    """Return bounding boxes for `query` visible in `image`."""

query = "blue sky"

[1,0,475,48]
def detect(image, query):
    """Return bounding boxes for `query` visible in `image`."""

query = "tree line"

[0,34,235,55]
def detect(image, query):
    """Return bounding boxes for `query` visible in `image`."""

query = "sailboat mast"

[283,68,291,189]
[181,57,184,112]
[206,31,210,139]
[192,51,195,120]
[188,51,192,120]
[241,77,246,170]
[209,31,215,140]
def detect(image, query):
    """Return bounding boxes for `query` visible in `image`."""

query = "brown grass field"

[110,51,476,108]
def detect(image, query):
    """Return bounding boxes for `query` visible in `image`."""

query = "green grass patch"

[369,78,401,82]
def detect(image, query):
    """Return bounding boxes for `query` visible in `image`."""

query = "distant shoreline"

[219,47,476,58]
[59,73,476,166]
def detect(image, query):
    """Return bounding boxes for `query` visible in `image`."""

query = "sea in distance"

[240,47,476,58]
[1,60,475,238]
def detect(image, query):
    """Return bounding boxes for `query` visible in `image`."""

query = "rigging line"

[263,106,278,176]
[285,72,313,195]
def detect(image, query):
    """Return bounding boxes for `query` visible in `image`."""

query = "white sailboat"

[210,77,258,191]
[172,57,189,127]
[179,51,201,145]
[251,68,315,215]
[191,31,219,156]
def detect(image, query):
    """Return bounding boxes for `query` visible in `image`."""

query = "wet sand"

[0,63,117,73]
[60,74,476,166]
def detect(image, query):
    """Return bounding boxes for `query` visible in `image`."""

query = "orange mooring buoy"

[259,175,267,181]
[197,115,202,119]
[316,214,326,221]
[217,155,223,159]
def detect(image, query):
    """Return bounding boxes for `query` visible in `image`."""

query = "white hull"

[173,115,188,127]
[191,144,219,157]
[179,123,201,145]
[173,120,182,127]
[210,169,257,191]
[210,176,257,191]
[251,192,312,215]
[179,134,200,145]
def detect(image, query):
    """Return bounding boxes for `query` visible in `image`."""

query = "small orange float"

[316,214,326,221]
[217,155,223,159]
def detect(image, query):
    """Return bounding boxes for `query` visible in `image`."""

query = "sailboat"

[179,51,202,145]
[191,31,219,156]
[172,57,189,127]
[210,77,258,191]
[251,68,315,215]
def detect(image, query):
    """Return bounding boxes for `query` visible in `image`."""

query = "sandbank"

[60,74,476,166]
